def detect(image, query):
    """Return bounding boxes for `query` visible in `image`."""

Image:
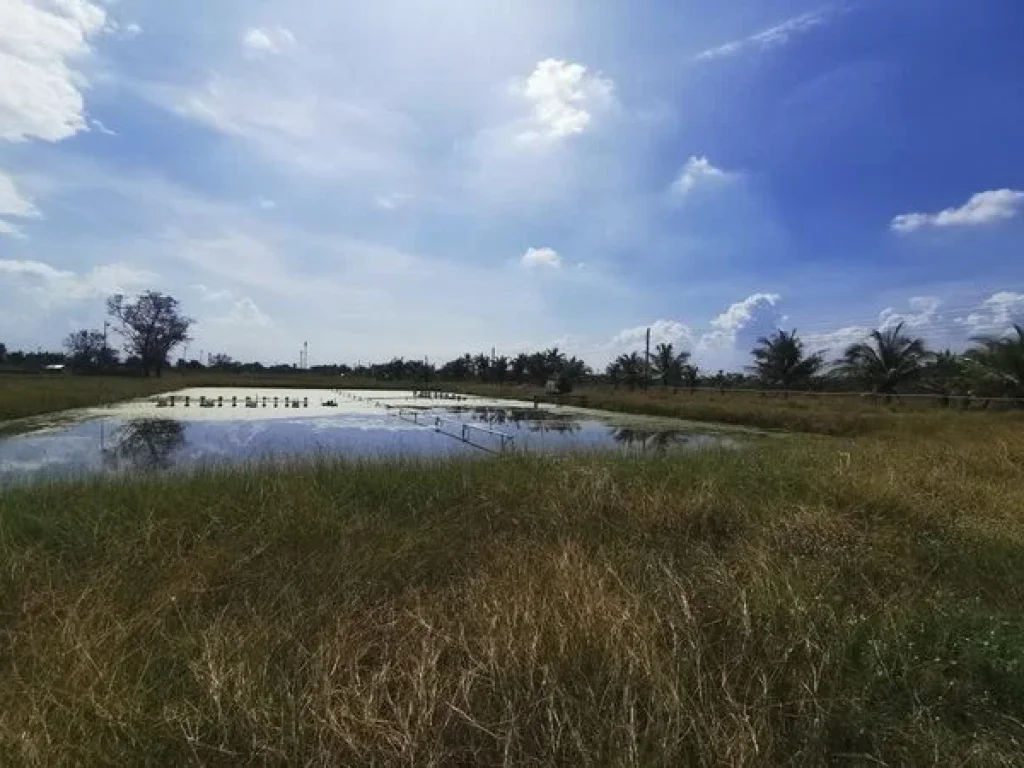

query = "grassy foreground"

[3,430,1024,764]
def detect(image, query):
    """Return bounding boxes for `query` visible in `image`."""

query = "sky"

[1,0,1023,371]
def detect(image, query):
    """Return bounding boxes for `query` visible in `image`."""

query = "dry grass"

[465,383,1024,438]
[2,426,1024,764]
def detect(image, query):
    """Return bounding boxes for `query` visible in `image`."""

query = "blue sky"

[1,0,1023,370]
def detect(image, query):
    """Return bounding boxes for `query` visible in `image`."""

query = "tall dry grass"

[2,428,1023,764]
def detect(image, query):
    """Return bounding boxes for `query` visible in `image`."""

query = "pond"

[0,388,742,487]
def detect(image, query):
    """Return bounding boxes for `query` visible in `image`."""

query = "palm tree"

[923,350,968,404]
[748,329,824,390]
[652,343,692,387]
[835,322,930,394]
[607,352,645,390]
[965,325,1024,398]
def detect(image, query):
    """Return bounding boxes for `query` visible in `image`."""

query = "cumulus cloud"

[0,171,41,236]
[521,247,562,268]
[242,27,295,57]
[704,293,783,343]
[0,0,109,142]
[892,189,1024,233]
[610,320,694,354]
[958,292,1024,335]
[515,59,614,143]
[879,296,941,330]
[708,290,778,335]
[695,6,840,61]
[0,259,156,305]
[673,156,730,195]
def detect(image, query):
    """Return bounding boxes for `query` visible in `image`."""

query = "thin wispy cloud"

[892,189,1024,234]
[694,5,843,61]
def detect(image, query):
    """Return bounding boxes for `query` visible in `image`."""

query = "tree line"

[1,292,192,377]
[2,290,1021,399]
[602,323,1024,399]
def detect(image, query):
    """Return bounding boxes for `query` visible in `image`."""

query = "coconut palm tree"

[965,325,1024,398]
[607,352,645,390]
[922,350,968,403]
[835,322,931,394]
[652,343,692,387]
[748,329,824,389]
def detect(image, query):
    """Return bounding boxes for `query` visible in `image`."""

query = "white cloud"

[695,6,839,61]
[709,292,782,334]
[803,326,870,356]
[0,172,40,218]
[515,59,614,143]
[0,259,156,305]
[257,198,277,210]
[673,156,730,195]
[959,292,1024,335]
[521,246,562,268]
[242,27,296,57]
[225,297,271,326]
[611,320,694,353]
[0,171,42,236]
[0,0,108,142]
[193,283,271,328]
[892,189,1024,233]
[89,118,116,136]
[170,75,410,179]
[700,293,783,354]
[879,295,941,329]
[0,219,27,238]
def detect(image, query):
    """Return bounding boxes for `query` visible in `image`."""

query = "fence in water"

[342,392,515,453]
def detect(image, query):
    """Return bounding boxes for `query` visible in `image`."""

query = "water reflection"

[103,419,186,472]
[1,405,739,488]
[612,428,692,452]
[461,406,582,434]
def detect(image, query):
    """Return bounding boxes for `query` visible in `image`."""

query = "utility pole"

[102,320,110,369]
[303,341,309,370]
[645,327,651,390]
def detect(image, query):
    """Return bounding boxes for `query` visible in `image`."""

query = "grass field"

[2,374,1024,763]
[0,372,373,426]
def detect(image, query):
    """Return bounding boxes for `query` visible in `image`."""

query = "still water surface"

[0,398,738,487]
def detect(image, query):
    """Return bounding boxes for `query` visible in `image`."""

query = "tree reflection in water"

[467,407,581,434]
[104,419,186,472]
[611,428,690,453]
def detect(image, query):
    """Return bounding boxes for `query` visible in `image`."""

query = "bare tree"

[107,292,193,377]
